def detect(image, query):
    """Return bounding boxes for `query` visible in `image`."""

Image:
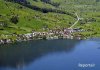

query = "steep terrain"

[0,0,74,33]
[0,0,100,39]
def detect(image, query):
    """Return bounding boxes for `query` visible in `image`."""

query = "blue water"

[0,39,100,70]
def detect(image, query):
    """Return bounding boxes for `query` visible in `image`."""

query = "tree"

[96,0,100,2]
[41,0,50,3]
[10,16,19,24]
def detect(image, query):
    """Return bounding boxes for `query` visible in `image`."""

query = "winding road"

[69,13,83,29]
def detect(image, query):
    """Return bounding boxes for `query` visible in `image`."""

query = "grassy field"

[0,0,100,39]
[0,0,74,33]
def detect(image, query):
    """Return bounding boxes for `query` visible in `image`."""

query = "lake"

[0,39,100,70]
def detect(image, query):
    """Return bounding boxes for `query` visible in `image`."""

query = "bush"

[10,16,19,24]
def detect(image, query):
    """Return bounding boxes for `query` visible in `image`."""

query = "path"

[69,13,83,29]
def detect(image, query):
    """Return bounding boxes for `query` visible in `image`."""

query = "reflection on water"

[0,39,100,70]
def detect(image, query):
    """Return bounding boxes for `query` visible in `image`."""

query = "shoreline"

[0,37,84,45]
[0,31,86,45]
[0,28,89,45]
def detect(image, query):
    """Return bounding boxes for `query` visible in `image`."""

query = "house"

[0,21,7,27]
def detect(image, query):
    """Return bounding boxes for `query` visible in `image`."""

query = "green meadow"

[0,0,100,39]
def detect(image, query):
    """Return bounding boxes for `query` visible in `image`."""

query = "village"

[0,28,86,44]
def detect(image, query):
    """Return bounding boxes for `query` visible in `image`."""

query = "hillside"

[0,0,75,33]
[0,0,100,39]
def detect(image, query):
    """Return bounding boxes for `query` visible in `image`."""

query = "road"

[69,13,82,29]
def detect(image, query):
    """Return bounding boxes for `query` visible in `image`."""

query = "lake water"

[0,39,100,70]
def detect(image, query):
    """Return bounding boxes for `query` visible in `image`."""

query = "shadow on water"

[0,39,80,68]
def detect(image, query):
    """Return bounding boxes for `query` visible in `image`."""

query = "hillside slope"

[0,0,100,38]
[0,0,75,34]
